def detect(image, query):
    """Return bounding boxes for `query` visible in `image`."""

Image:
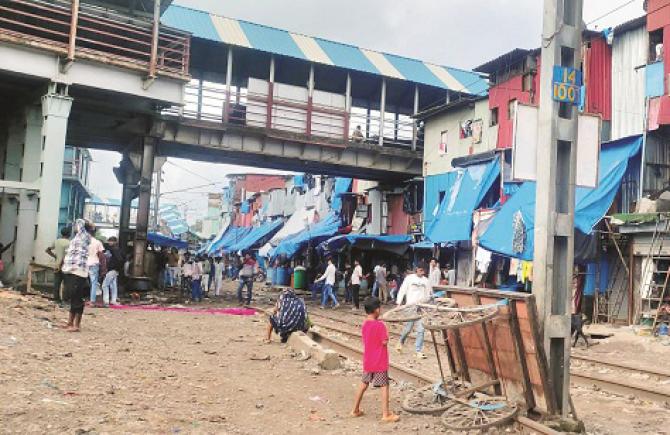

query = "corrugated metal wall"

[585,37,612,120]
[611,25,648,139]
[643,133,670,196]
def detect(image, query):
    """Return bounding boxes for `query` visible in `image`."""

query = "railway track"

[309,311,670,404]
[307,319,559,434]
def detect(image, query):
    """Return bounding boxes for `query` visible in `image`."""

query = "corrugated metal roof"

[162,5,487,94]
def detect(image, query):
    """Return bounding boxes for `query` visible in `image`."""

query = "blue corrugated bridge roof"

[162,5,488,95]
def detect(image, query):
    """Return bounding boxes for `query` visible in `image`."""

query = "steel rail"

[311,313,670,404]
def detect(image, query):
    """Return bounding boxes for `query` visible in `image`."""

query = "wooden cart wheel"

[401,381,469,414]
[381,304,422,323]
[440,397,518,431]
[422,305,499,331]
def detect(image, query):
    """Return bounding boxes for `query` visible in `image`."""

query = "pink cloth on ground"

[361,319,389,372]
[108,304,255,316]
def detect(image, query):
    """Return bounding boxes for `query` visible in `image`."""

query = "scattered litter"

[250,354,271,361]
[295,351,311,362]
[308,410,325,422]
[41,398,71,406]
[203,350,218,355]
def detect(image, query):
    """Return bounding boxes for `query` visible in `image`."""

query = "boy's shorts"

[361,371,389,387]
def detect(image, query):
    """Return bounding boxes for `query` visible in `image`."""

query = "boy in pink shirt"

[351,297,400,423]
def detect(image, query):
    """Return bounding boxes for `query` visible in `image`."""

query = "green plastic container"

[293,266,307,290]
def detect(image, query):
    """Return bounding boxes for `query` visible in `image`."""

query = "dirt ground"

[1,283,669,434]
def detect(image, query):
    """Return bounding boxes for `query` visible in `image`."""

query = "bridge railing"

[0,0,190,79]
[164,78,424,150]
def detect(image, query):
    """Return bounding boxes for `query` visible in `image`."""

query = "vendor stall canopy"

[226,220,284,253]
[318,234,413,256]
[271,213,341,260]
[479,134,643,260]
[147,232,188,250]
[208,226,252,254]
[162,6,488,95]
[424,159,500,244]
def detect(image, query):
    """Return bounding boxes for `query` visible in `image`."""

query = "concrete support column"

[266,55,275,130]
[412,85,420,150]
[132,136,156,278]
[118,161,135,250]
[0,115,26,280]
[34,85,72,265]
[344,73,351,140]
[379,78,386,146]
[223,46,233,123]
[533,0,583,417]
[306,63,315,137]
[15,106,42,273]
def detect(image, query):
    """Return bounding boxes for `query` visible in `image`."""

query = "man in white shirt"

[350,259,364,310]
[395,263,432,359]
[429,258,441,287]
[315,257,340,309]
[86,225,105,306]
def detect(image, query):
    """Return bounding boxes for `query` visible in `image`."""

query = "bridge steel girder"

[158,119,422,182]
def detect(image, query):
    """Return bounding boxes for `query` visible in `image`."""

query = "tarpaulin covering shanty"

[208,226,252,254]
[226,220,284,253]
[330,177,352,212]
[258,208,320,257]
[479,134,642,260]
[319,234,412,256]
[147,232,188,250]
[271,213,340,259]
[424,159,500,244]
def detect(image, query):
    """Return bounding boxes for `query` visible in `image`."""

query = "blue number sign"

[552,66,582,105]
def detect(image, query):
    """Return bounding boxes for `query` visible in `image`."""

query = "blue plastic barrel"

[276,267,290,286]
[266,267,275,285]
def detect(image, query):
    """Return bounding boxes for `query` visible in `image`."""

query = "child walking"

[351,297,400,423]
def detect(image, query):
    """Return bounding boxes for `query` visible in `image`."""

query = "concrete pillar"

[344,73,351,140]
[132,136,156,278]
[307,64,315,137]
[533,0,583,417]
[379,78,386,146]
[412,85,420,151]
[0,116,24,280]
[15,106,42,273]
[33,85,72,265]
[223,46,233,123]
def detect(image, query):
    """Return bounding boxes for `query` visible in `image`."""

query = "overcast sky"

[88,0,645,219]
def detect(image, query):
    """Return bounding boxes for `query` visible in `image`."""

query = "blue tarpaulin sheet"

[424,159,500,244]
[226,220,283,253]
[331,177,352,212]
[147,232,188,250]
[271,213,340,259]
[479,135,643,260]
[318,234,412,255]
[208,226,252,254]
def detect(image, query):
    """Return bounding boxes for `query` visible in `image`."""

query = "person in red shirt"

[351,297,400,423]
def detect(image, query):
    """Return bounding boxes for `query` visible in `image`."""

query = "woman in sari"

[265,288,308,343]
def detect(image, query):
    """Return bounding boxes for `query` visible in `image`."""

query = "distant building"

[59,146,92,232]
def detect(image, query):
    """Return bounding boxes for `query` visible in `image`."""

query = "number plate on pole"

[552,66,582,105]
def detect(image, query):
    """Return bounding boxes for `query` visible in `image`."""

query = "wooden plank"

[438,285,533,301]
[441,330,458,377]
[471,292,502,394]
[452,329,471,382]
[526,296,558,414]
[508,300,536,410]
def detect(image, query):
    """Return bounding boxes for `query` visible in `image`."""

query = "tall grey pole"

[533,0,583,417]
